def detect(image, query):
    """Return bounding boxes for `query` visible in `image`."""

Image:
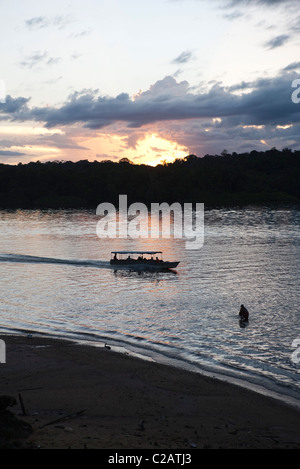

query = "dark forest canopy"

[0,148,299,209]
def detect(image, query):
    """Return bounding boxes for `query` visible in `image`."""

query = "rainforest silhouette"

[0,148,299,209]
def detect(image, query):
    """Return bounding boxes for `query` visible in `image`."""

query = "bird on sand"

[104,343,111,350]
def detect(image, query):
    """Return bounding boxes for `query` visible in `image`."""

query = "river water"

[0,207,299,406]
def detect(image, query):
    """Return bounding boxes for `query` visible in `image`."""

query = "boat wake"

[0,253,110,269]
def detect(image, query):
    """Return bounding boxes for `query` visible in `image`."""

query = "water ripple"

[0,208,299,404]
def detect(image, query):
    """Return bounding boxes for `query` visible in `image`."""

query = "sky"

[0,0,300,166]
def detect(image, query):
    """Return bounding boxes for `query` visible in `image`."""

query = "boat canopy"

[111,251,162,255]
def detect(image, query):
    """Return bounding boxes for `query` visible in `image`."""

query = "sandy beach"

[1,334,300,450]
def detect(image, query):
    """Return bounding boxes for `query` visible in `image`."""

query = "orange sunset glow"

[77,132,189,166]
[0,1,300,452]
[0,0,299,165]
[0,122,189,166]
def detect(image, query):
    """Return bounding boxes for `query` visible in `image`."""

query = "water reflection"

[112,268,178,278]
[0,208,299,402]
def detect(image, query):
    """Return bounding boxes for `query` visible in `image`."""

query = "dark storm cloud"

[0,95,30,114]
[22,73,300,129]
[1,71,300,157]
[1,72,299,137]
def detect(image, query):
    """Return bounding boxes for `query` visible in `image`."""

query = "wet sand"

[1,334,300,449]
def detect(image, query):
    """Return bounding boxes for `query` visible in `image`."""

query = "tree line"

[0,147,299,209]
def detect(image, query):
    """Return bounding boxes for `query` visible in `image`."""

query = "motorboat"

[110,251,179,270]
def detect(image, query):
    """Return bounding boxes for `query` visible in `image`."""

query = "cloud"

[0,150,26,157]
[25,16,49,29]
[20,51,47,68]
[176,0,291,5]
[219,0,292,18]
[0,95,30,114]
[44,75,300,129]
[25,15,72,30]
[2,72,300,130]
[68,29,91,39]
[172,50,193,64]
[222,10,243,20]
[1,71,300,157]
[20,51,61,69]
[264,34,290,49]
[225,0,295,6]
[283,62,300,71]
[36,132,88,150]
[220,0,300,44]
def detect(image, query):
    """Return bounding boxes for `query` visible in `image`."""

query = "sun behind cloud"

[126,133,188,166]
[79,132,189,166]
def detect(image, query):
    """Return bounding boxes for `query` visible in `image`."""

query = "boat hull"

[110,259,179,270]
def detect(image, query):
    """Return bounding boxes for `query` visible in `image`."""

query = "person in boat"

[239,304,249,322]
[114,253,117,260]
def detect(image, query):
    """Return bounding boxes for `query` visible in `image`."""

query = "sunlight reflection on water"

[0,207,299,402]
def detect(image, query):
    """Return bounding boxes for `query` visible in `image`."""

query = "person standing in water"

[239,304,249,322]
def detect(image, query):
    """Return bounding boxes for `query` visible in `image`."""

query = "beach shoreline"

[1,333,300,449]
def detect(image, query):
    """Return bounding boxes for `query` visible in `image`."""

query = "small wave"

[0,253,110,269]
